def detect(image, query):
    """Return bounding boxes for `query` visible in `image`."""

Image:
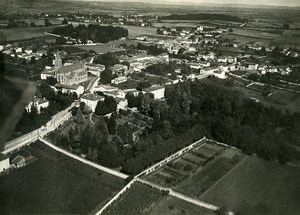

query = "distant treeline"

[162,13,248,23]
[52,24,128,43]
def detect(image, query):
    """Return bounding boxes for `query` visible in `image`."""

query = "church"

[54,51,88,86]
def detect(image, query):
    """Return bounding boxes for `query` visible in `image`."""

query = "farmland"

[0,26,59,42]
[201,156,300,215]
[145,140,244,198]
[103,181,165,215]
[148,195,215,215]
[0,141,124,215]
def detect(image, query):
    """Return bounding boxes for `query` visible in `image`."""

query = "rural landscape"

[0,0,300,215]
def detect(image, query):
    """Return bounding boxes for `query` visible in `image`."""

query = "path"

[89,113,95,125]
[39,137,128,179]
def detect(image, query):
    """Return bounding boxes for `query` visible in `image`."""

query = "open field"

[0,141,124,215]
[201,156,300,215]
[77,44,124,54]
[0,26,59,42]
[148,195,215,215]
[0,76,37,147]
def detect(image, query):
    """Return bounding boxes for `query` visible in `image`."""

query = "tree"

[107,114,117,135]
[105,96,117,112]
[178,48,186,55]
[95,101,109,115]
[30,22,36,27]
[100,69,113,84]
[136,81,151,91]
[283,23,290,29]
[62,18,68,25]
[45,18,52,27]
[56,36,67,45]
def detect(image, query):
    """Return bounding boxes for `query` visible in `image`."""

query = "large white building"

[0,153,10,173]
[144,85,165,99]
[85,63,105,77]
[81,93,105,112]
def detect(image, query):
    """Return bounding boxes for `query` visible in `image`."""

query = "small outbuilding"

[11,155,26,168]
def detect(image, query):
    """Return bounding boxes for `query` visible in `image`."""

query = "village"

[1,4,300,215]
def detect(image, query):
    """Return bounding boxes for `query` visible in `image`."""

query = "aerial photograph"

[0,0,299,214]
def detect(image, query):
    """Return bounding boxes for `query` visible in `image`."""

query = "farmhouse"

[11,155,26,168]
[144,85,165,99]
[0,153,10,173]
[81,93,105,112]
[26,96,49,114]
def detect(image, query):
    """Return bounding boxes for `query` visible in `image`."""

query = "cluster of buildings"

[1,44,47,62]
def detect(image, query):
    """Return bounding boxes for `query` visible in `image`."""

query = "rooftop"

[81,93,104,101]
[11,155,25,164]
[57,62,85,74]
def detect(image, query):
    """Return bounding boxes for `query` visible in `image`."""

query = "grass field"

[0,76,37,147]
[0,141,124,215]
[0,26,59,42]
[148,196,215,215]
[201,156,300,215]
[77,44,124,54]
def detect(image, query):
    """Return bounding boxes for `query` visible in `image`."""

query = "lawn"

[148,196,215,215]
[201,156,300,215]
[0,141,125,215]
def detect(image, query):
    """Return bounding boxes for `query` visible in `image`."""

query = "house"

[55,84,84,96]
[245,62,258,71]
[81,93,105,112]
[111,76,128,85]
[111,64,128,75]
[25,96,49,114]
[124,88,141,97]
[93,84,125,98]
[219,65,229,72]
[116,98,128,111]
[85,63,105,77]
[217,56,228,63]
[144,85,165,99]
[0,153,10,173]
[201,66,219,76]
[11,155,25,168]
[228,64,236,71]
[213,70,226,79]
[41,69,55,80]
[228,57,237,63]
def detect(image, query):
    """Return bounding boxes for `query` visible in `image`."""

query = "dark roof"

[11,155,25,164]
[0,153,9,161]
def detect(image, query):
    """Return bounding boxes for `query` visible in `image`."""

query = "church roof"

[57,62,85,74]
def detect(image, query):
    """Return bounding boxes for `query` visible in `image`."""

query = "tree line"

[52,24,128,43]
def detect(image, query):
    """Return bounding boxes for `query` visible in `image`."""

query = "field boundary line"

[200,156,248,198]
[39,137,129,179]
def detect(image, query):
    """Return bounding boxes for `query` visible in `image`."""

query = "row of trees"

[52,24,128,43]
[162,13,249,23]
